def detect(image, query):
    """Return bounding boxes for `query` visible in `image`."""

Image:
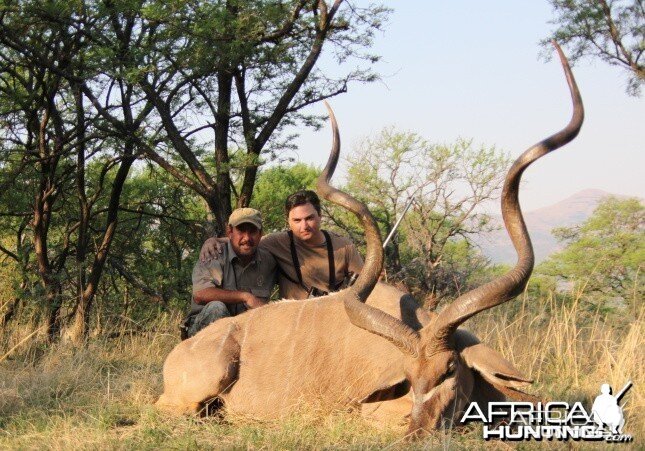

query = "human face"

[227,223,262,260]
[288,203,322,244]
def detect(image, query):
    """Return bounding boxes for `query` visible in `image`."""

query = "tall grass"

[0,288,642,450]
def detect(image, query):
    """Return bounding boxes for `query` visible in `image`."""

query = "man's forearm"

[193,287,249,305]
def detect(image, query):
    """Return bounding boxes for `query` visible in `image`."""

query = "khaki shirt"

[260,231,363,300]
[190,242,277,317]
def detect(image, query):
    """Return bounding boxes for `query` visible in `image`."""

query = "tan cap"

[228,207,262,229]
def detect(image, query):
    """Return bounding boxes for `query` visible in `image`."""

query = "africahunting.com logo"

[461,381,634,442]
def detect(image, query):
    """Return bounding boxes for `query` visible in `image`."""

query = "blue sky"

[292,1,644,211]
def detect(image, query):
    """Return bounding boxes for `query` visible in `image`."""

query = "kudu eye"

[435,360,457,386]
[446,361,456,376]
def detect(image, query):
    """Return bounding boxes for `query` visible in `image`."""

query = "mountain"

[476,189,621,264]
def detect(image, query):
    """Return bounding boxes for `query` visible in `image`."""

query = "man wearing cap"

[182,208,277,338]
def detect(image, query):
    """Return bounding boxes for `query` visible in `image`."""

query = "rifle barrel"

[615,380,633,403]
[383,196,415,249]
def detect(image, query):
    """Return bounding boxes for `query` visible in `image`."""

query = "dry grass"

[0,291,642,450]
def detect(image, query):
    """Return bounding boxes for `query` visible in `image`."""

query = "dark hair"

[284,190,321,216]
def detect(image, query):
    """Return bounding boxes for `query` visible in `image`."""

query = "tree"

[0,0,157,341]
[538,197,644,313]
[0,2,82,339]
[542,0,644,96]
[104,0,389,234]
[331,127,510,301]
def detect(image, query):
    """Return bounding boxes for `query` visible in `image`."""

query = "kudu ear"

[460,342,532,389]
[453,329,533,389]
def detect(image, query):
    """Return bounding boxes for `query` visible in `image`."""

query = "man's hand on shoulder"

[200,237,228,262]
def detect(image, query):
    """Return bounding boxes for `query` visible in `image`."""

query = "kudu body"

[156,43,583,434]
[157,283,522,421]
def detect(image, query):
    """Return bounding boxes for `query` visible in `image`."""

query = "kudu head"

[317,42,583,435]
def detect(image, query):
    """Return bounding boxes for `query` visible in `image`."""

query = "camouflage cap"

[228,207,263,230]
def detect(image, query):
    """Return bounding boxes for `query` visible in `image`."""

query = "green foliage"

[399,238,501,303]
[537,197,644,313]
[0,154,208,328]
[101,166,209,316]
[542,0,644,96]
[250,163,320,232]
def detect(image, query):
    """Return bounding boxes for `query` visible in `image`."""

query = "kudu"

[156,42,583,435]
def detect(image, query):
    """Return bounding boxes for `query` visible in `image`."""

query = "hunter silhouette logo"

[461,380,634,442]
[592,381,631,435]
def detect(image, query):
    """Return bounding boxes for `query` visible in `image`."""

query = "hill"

[477,189,623,264]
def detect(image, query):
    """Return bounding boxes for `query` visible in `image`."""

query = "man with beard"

[182,208,277,338]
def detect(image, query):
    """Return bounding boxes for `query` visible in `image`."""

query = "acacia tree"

[0,3,82,339]
[335,128,510,301]
[125,0,388,234]
[542,0,644,96]
[0,0,158,341]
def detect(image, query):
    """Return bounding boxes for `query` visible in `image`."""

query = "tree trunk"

[70,84,91,343]
[214,71,233,233]
[0,279,27,328]
[68,144,135,344]
[45,281,64,341]
[34,146,63,341]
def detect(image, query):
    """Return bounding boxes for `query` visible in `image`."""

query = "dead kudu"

[156,42,583,435]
